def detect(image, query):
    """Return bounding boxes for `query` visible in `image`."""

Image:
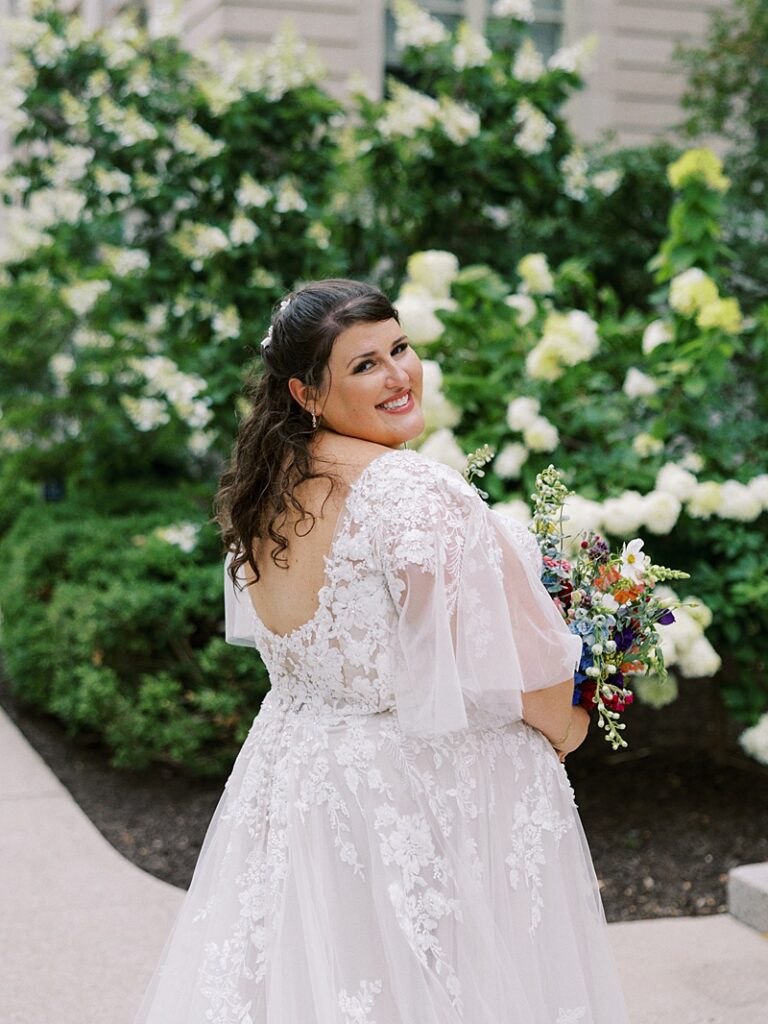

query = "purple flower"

[656,608,675,625]
[615,625,635,652]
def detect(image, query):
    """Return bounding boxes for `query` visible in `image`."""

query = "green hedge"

[0,493,267,776]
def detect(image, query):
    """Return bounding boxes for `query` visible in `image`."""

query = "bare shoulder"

[311,435,397,483]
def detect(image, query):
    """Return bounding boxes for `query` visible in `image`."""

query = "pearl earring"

[311,410,317,429]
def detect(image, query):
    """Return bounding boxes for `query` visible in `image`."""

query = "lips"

[376,389,411,409]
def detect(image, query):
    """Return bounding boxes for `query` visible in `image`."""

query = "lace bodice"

[224,448,581,736]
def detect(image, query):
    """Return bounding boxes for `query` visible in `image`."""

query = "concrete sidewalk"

[1,707,767,1024]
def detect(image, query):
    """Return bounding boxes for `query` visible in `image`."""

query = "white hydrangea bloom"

[491,498,533,524]
[686,480,722,519]
[512,38,545,82]
[49,352,75,386]
[173,118,225,160]
[98,244,150,276]
[439,96,481,145]
[61,280,111,316]
[526,310,600,381]
[642,319,674,355]
[600,491,645,536]
[747,474,768,509]
[188,430,216,457]
[718,479,762,521]
[229,214,260,246]
[632,432,664,458]
[170,222,230,270]
[0,207,53,263]
[684,596,713,630]
[504,293,537,325]
[655,462,698,501]
[591,168,623,195]
[738,713,768,767]
[148,0,185,39]
[668,267,718,315]
[45,143,94,188]
[407,250,459,299]
[452,21,491,69]
[517,253,554,295]
[229,20,326,101]
[641,490,682,535]
[274,178,308,213]
[514,99,555,155]
[481,204,513,229]
[94,166,132,195]
[679,451,704,473]
[547,36,597,75]
[376,80,440,139]
[506,395,540,431]
[491,0,534,20]
[525,337,564,382]
[417,427,466,472]
[26,187,87,228]
[72,327,113,349]
[561,149,589,202]
[523,415,559,452]
[154,521,200,553]
[623,367,659,398]
[392,0,449,49]
[494,442,528,479]
[120,395,170,431]
[633,672,679,710]
[394,284,453,345]
[419,359,461,434]
[212,305,241,341]
[236,174,271,208]
[676,634,721,678]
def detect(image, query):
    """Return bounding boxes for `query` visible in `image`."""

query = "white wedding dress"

[133,448,630,1023]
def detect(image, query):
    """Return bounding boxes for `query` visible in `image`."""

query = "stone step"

[728,862,768,933]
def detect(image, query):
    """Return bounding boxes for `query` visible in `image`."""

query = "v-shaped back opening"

[235,447,407,641]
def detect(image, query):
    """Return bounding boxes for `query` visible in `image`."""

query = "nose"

[384,359,410,388]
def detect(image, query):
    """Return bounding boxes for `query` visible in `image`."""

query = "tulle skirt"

[133,691,629,1023]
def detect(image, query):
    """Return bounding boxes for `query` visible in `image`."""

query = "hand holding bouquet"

[529,465,691,749]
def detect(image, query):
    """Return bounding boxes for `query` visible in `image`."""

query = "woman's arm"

[521,679,590,756]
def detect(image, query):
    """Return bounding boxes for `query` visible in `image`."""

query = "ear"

[288,376,318,414]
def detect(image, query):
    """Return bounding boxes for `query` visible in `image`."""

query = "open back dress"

[133,447,630,1024]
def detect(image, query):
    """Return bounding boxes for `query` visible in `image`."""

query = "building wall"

[564,0,726,146]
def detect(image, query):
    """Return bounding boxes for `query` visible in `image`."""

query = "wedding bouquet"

[464,450,691,750]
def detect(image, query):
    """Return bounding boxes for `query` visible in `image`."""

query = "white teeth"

[379,393,410,410]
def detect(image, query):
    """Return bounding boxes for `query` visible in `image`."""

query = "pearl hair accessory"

[260,296,292,352]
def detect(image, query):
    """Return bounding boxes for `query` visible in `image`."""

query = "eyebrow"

[346,335,408,368]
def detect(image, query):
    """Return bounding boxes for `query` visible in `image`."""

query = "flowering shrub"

[333,0,672,306]
[395,148,767,750]
[0,2,342,500]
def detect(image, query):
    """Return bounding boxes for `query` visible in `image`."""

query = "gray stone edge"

[728,861,768,933]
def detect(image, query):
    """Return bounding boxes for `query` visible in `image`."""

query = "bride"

[133,278,629,1022]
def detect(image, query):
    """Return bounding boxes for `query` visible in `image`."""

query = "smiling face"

[291,317,425,448]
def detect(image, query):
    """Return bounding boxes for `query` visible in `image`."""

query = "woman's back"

[243,436,394,638]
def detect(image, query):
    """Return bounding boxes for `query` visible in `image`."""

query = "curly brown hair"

[214,278,400,590]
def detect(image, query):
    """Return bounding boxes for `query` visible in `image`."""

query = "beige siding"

[567,0,727,146]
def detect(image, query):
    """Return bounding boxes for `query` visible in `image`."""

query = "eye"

[353,341,409,374]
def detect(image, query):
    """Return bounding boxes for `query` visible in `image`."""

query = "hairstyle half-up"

[214,278,400,590]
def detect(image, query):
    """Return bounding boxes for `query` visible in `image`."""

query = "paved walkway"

[2,707,767,1024]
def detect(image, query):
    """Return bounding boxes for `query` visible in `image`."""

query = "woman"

[134,279,630,1023]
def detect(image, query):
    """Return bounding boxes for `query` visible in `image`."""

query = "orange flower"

[595,564,620,591]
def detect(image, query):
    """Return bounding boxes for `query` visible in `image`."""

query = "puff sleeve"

[223,549,257,647]
[375,453,582,738]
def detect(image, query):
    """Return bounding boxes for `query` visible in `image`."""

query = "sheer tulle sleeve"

[375,454,582,738]
[223,549,257,648]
